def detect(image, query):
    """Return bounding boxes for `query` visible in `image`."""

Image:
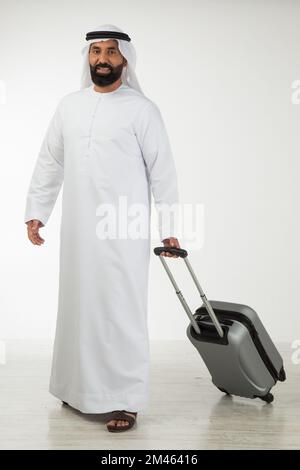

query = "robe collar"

[87,82,127,97]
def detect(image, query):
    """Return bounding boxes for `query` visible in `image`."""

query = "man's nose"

[95,54,109,63]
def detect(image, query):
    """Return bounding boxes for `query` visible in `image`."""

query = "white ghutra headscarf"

[80,24,144,95]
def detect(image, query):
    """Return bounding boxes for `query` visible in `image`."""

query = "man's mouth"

[96,67,111,74]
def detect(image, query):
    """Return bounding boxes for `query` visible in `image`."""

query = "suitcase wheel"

[278,367,286,382]
[217,387,231,395]
[260,393,274,404]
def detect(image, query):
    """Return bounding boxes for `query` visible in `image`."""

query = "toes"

[116,420,128,427]
[107,419,129,428]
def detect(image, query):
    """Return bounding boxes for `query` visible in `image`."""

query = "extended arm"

[135,101,180,255]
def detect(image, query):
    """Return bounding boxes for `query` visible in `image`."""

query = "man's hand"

[26,219,45,245]
[160,237,181,258]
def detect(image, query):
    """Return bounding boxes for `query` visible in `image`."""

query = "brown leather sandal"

[106,410,137,432]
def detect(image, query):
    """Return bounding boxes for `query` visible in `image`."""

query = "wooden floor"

[0,340,298,450]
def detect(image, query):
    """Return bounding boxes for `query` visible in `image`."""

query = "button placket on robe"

[85,95,103,158]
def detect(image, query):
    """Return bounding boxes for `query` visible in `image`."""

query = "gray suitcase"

[154,246,286,403]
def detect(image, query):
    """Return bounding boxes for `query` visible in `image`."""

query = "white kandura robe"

[24,82,179,413]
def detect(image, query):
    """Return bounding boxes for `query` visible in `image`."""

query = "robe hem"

[49,384,150,414]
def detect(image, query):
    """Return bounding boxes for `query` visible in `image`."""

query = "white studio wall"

[1,0,299,342]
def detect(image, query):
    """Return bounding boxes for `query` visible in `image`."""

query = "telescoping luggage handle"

[153,246,224,338]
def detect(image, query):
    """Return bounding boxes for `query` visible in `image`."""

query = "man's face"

[89,39,127,87]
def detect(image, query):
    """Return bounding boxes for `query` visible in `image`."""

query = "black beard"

[89,63,124,87]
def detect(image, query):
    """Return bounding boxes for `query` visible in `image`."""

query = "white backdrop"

[1,0,300,342]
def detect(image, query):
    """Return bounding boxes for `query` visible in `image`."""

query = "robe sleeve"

[24,102,64,226]
[135,101,180,242]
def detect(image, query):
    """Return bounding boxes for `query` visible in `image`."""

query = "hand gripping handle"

[153,247,188,258]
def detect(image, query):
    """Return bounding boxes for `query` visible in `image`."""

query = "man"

[24,24,180,432]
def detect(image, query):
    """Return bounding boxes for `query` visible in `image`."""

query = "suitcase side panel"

[196,300,284,375]
[186,319,275,398]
